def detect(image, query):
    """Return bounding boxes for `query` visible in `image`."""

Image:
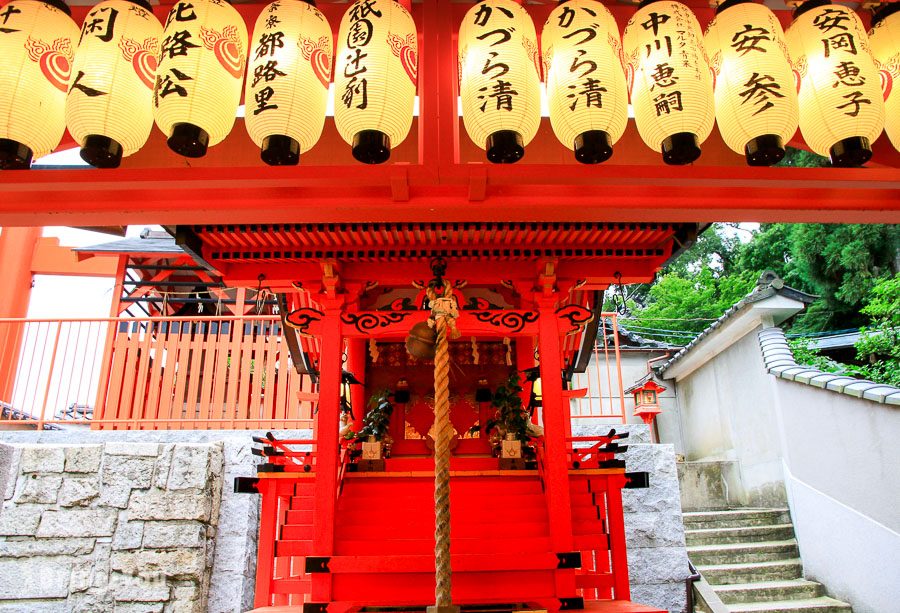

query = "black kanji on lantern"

[822,32,856,57]
[154,68,192,106]
[478,80,518,112]
[833,61,866,88]
[69,71,107,97]
[569,49,597,79]
[252,60,287,87]
[653,90,683,115]
[342,76,368,110]
[738,72,784,115]
[567,78,606,111]
[255,32,285,60]
[649,62,677,90]
[166,2,197,29]
[0,3,21,34]
[730,24,771,56]
[253,86,277,115]
[812,8,851,33]
[481,52,509,79]
[82,7,119,43]
[162,30,200,59]
[836,90,871,117]
[641,12,670,36]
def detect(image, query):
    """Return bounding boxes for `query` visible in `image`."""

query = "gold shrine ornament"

[0,0,79,169]
[868,4,900,153]
[623,0,715,165]
[244,0,333,166]
[65,0,162,168]
[459,0,542,164]
[704,0,799,166]
[542,0,628,164]
[333,0,417,164]
[153,0,248,158]
[786,0,885,167]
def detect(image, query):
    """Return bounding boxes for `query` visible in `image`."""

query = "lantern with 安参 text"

[459,0,542,164]
[66,0,162,168]
[333,0,417,164]
[623,0,715,165]
[786,0,885,167]
[245,0,333,165]
[705,0,799,166]
[153,0,248,158]
[0,0,79,170]
[542,0,628,164]
[868,4,900,153]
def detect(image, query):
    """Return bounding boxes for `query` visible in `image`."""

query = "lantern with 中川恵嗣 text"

[623,0,715,165]
[705,0,799,166]
[459,0,542,164]
[542,0,628,164]
[153,0,248,158]
[333,0,417,165]
[868,3,900,154]
[0,0,79,170]
[786,0,885,167]
[244,0,333,166]
[65,0,162,169]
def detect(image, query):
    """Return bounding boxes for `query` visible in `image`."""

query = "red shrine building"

[0,0,898,612]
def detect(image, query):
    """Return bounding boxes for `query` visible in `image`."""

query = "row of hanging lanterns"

[0,0,896,170]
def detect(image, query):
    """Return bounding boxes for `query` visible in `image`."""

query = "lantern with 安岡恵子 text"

[868,3,900,154]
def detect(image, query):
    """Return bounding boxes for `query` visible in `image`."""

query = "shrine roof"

[75,230,184,256]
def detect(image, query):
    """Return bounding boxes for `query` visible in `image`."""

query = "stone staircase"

[684,508,853,613]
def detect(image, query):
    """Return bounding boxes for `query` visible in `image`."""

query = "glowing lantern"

[542,0,628,164]
[245,0,333,166]
[623,0,715,165]
[0,0,78,170]
[153,0,248,158]
[65,0,162,168]
[786,0,884,167]
[459,0,541,164]
[705,0,799,166]
[334,0,417,164]
[869,4,900,153]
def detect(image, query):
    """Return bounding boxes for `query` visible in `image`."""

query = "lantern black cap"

[661,132,701,166]
[168,123,209,158]
[574,130,613,165]
[352,130,391,164]
[38,0,71,16]
[81,135,124,169]
[486,130,524,164]
[638,0,666,8]
[745,134,785,167]
[830,136,871,168]
[715,0,752,16]
[871,3,900,29]
[793,0,831,19]
[124,0,154,11]
[261,135,300,166]
[0,139,33,170]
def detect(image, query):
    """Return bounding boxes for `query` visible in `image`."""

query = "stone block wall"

[0,442,224,612]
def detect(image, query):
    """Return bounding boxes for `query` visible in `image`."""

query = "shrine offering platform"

[249,599,667,613]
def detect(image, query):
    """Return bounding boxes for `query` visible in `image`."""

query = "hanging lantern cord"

[613,271,628,316]
[425,273,460,613]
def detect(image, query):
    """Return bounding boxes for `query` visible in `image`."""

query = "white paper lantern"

[245,0,332,166]
[869,4,900,153]
[153,0,248,158]
[459,0,541,163]
[0,0,78,169]
[65,0,162,168]
[705,0,798,166]
[623,0,715,165]
[787,0,884,166]
[542,0,628,164]
[334,0,417,164]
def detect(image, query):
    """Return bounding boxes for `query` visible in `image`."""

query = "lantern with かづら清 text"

[868,3,900,153]
[786,0,885,167]
[65,0,162,168]
[542,0,628,164]
[153,0,248,158]
[459,0,542,164]
[244,0,333,166]
[705,0,799,166]
[0,0,79,170]
[333,0,417,164]
[623,0,715,165]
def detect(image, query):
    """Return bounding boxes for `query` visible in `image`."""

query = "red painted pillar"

[515,337,537,424]
[537,300,576,599]
[254,478,280,608]
[347,338,366,432]
[311,306,344,603]
[0,227,40,402]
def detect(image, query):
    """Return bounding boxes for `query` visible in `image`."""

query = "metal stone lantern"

[626,377,667,427]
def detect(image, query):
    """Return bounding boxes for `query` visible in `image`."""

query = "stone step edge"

[687,539,799,553]
[713,579,824,592]
[685,523,795,535]
[684,508,790,518]
[697,558,803,573]
[727,596,852,612]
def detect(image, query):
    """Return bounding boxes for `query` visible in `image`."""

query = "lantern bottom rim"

[81,135,123,169]
[0,139,33,171]
[262,135,301,166]
[830,137,871,168]
[352,130,391,165]
[744,134,785,167]
[661,133,701,166]
[486,131,524,165]
[574,131,613,165]
[168,123,210,159]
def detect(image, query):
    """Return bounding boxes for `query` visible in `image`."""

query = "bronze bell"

[406,321,436,359]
